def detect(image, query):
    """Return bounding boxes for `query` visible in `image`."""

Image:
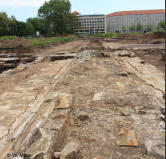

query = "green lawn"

[29,35,77,47]
[89,33,119,38]
[0,36,17,40]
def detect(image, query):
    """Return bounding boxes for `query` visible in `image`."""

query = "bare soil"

[0,35,165,159]
[0,38,31,48]
[132,48,165,72]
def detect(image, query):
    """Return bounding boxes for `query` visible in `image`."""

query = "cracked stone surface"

[0,38,165,159]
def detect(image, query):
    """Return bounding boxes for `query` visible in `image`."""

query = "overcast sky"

[0,0,165,21]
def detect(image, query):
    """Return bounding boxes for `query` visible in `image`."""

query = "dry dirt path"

[0,39,165,159]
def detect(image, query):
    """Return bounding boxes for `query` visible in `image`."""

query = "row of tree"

[0,12,48,36]
[0,0,79,36]
[122,21,165,33]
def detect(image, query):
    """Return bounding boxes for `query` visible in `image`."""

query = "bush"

[136,23,144,32]
[152,30,165,35]
[129,25,136,32]
[122,25,127,33]
[146,25,154,32]
[157,21,165,31]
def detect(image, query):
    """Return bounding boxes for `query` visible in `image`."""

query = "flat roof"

[78,14,105,17]
[107,9,165,17]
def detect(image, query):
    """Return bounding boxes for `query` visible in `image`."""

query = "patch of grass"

[89,33,119,38]
[151,30,165,35]
[0,36,17,40]
[0,45,11,48]
[29,35,77,47]
[128,32,140,35]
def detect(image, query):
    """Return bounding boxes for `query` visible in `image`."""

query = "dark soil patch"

[0,45,33,54]
[133,48,165,72]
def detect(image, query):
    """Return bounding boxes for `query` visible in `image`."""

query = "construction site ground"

[0,35,165,159]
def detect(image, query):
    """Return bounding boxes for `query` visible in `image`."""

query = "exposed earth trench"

[0,38,165,159]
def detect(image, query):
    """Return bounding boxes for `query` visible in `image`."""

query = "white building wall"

[107,13,165,33]
[76,15,106,34]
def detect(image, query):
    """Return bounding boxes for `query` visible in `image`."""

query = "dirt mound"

[117,32,165,40]
[0,38,32,54]
[0,38,31,48]
[132,48,165,72]
[153,32,165,39]
[0,44,33,54]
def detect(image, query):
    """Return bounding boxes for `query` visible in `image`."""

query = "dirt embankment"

[117,32,165,39]
[132,48,165,72]
[115,32,165,44]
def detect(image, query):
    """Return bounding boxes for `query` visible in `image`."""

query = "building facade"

[73,12,107,34]
[106,9,165,33]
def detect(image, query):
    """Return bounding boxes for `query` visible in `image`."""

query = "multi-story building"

[72,9,165,34]
[72,11,107,34]
[106,9,165,33]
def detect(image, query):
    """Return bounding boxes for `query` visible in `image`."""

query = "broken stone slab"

[54,152,61,158]
[42,54,76,62]
[135,107,146,114]
[0,58,20,63]
[117,72,128,77]
[145,140,153,153]
[116,130,138,147]
[34,56,45,62]
[3,63,17,67]
[145,140,165,159]
[93,92,105,101]
[160,107,165,115]
[0,54,8,58]
[115,50,135,57]
[50,54,76,61]
[116,82,125,90]
[21,57,35,63]
[150,145,165,159]
[0,63,17,73]
[117,128,125,136]
[160,114,165,121]
[7,54,18,58]
[16,54,33,58]
[101,50,110,57]
[56,93,72,109]
[56,51,69,55]
[101,43,113,51]
[0,61,5,66]
[77,112,89,121]
[119,107,130,116]
[16,65,27,72]
[25,127,42,147]
[60,142,80,159]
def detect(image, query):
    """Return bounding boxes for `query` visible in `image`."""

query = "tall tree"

[27,17,46,34]
[26,22,35,35]
[65,14,81,33]
[0,12,9,36]
[8,16,18,35]
[15,21,27,36]
[38,0,71,34]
